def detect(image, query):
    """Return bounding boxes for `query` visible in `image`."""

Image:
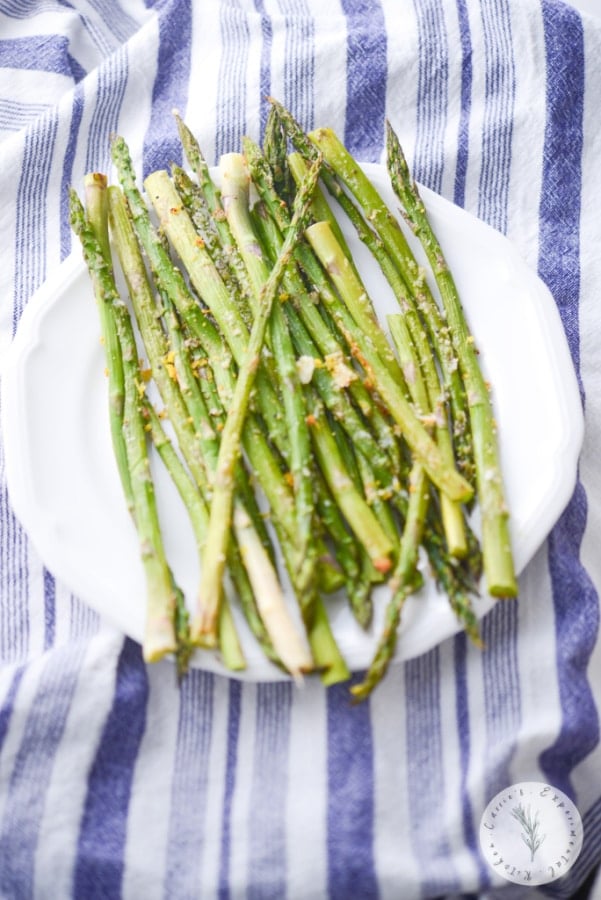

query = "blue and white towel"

[1,0,600,896]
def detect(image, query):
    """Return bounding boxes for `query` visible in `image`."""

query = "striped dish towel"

[1,0,600,897]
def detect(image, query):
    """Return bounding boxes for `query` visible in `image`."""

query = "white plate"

[1,164,584,680]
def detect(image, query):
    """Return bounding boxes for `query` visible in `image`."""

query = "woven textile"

[0,1,600,896]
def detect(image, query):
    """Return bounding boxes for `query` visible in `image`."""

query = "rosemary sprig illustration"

[511,803,546,862]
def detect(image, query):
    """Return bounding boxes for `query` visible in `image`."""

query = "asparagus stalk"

[309,394,394,573]
[388,313,468,558]
[159,286,275,565]
[107,185,315,673]
[141,399,248,673]
[171,164,254,326]
[241,162,396,577]
[305,220,473,504]
[249,197,395,489]
[231,503,312,680]
[174,110,255,278]
[276,108,473,481]
[132,180,344,602]
[217,152,317,607]
[287,150,355,269]
[350,463,430,700]
[144,170,247,352]
[111,137,312,573]
[110,137,234,395]
[111,135,288,457]
[385,122,517,598]
[304,220,409,384]
[82,173,132,515]
[70,186,179,663]
[307,597,351,686]
[263,105,295,205]
[191,153,323,647]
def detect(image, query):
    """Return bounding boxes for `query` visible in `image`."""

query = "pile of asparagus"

[69,100,517,698]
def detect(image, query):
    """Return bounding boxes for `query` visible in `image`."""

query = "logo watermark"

[479,781,583,886]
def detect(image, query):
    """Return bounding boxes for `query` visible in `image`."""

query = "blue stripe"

[572,800,601,889]
[163,669,215,897]
[60,85,84,260]
[477,0,515,233]
[0,666,25,751]
[72,7,114,60]
[405,649,459,895]
[247,682,292,898]
[43,568,55,650]
[474,0,521,804]
[340,0,387,162]
[481,600,521,798]
[413,0,449,193]
[86,0,142,45]
[69,594,101,641]
[0,36,81,79]
[0,0,58,16]
[545,798,601,897]
[0,643,87,897]
[142,0,193,178]
[253,0,273,140]
[0,98,50,132]
[542,485,599,793]
[4,112,59,669]
[326,675,378,900]
[13,112,58,333]
[69,593,101,640]
[0,478,29,660]
[454,0,472,207]
[74,638,149,897]
[218,679,242,900]
[216,0,250,159]
[281,0,314,135]
[453,633,491,887]
[85,49,129,175]
[537,0,599,800]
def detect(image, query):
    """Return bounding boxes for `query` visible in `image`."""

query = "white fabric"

[0,0,600,896]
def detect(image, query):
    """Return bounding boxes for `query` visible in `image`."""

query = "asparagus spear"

[388,313,468,558]
[70,111,504,691]
[111,138,315,569]
[191,152,323,648]
[159,285,275,564]
[171,164,254,326]
[305,220,473,504]
[141,399,249,673]
[273,103,472,481]
[111,135,288,458]
[243,136,403,478]
[216,152,317,609]
[174,110,257,285]
[70,186,179,663]
[82,173,132,515]
[350,462,430,700]
[308,394,394,573]
[385,122,517,598]
[238,168,395,576]
[109,184,316,676]
[263,105,295,205]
